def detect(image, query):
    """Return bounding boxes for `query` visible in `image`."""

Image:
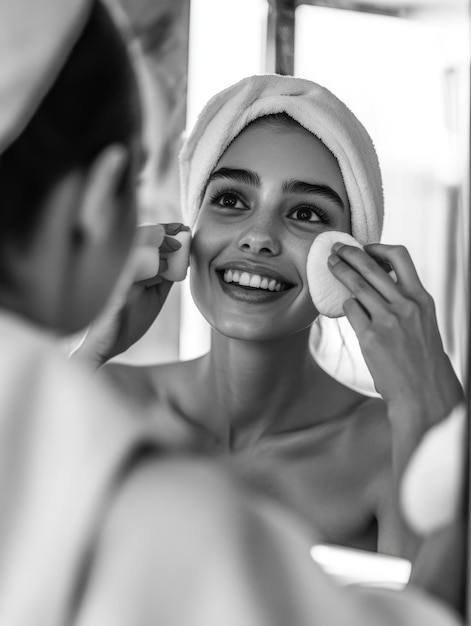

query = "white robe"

[0,310,155,625]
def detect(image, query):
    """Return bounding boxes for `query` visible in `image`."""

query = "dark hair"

[0,0,141,250]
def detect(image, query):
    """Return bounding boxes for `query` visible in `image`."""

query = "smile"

[223,269,287,292]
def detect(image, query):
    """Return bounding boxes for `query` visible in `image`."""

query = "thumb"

[132,246,160,282]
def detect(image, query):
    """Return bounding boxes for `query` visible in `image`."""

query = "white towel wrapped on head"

[180,73,384,246]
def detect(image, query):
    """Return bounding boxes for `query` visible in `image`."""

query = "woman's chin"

[212,319,309,343]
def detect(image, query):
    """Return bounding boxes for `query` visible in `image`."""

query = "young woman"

[83,76,462,558]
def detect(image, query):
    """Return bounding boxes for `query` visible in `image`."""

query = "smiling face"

[190,117,351,341]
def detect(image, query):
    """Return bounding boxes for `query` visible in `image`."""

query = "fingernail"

[331,242,344,253]
[328,254,340,266]
[163,222,184,236]
[166,236,183,252]
[160,236,182,253]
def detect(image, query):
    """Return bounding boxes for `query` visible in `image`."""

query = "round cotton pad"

[159,229,192,282]
[307,231,363,318]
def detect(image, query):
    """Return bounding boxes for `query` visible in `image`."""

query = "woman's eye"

[289,207,325,222]
[211,191,247,210]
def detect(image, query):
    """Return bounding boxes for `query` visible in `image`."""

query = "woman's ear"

[75,144,129,244]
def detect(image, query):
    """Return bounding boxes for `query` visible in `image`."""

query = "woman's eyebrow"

[207,167,261,187]
[282,179,345,211]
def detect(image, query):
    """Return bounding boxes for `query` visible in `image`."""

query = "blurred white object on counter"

[311,543,411,589]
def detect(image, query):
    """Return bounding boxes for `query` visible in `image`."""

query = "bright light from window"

[295,5,467,177]
[186,0,268,132]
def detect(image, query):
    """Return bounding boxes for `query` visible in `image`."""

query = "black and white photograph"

[0,0,469,623]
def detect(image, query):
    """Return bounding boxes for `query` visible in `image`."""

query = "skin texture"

[102,121,413,556]
[190,121,351,340]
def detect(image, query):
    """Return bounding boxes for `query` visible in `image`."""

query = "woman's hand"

[327,243,463,433]
[72,223,186,367]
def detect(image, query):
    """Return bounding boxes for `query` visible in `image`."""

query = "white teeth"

[249,275,261,288]
[239,272,251,286]
[223,269,286,292]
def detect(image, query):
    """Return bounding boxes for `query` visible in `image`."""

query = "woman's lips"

[216,268,293,303]
[223,269,287,292]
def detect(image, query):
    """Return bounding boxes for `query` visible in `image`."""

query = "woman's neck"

[195,327,336,447]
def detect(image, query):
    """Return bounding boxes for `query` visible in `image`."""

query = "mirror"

[109,0,470,595]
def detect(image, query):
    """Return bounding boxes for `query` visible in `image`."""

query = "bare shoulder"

[348,396,391,455]
[76,457,328,626]
[102,457,249,534]
[348,398,412,555]
[315,391,391,467]
[330,394,393,511]
[99,357,200,408]
[344,396,392,489]
[75,458,244,625]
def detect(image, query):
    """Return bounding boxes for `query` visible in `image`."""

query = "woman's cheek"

[188,225,218,324]
[189,222,214,273]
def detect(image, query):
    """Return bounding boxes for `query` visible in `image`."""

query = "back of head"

[0,0,141,263]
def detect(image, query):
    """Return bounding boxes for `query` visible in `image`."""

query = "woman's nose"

[237,217,281,256]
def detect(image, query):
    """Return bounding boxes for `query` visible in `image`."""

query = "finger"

[139,274,163,288]
[133,246,160,282]
[162,222,191,236]
[328,255,392,316]
[343,298,371,335]
[159,230,192,282]
[158,259,168,274]
[159,235,183,254]
[137,224,166,248]
[331,243,399,303]
[142,277,174,304]
[137,258,169,288]
[364,243,424,292]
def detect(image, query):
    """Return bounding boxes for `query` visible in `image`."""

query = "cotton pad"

[307,231,363,318]
[159,228,192,282]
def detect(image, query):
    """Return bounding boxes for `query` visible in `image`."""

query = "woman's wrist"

[387,381,463,430]
[387,392,464,482]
